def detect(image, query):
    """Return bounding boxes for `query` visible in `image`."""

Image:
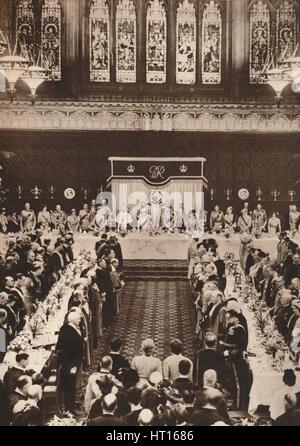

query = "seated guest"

[7,375,32,416]
[3,352,30,395]
[274,393,300,426]
[173,360,197,394]
[190,388,228,426]
[87,393,127,426]
[109,338,130,377]
[131,339,162,382]
[163,339,193,383]
[193,332,228,388]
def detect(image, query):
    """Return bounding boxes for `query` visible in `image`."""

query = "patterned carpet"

[94,279,196,365]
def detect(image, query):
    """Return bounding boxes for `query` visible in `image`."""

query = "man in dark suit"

[3,352,29,395]
[56,310,84,415]
[173,360,198,395]
[109,338,129,377]
[87,393,127,426]
[108,236,123,270]
[193,332,228,389]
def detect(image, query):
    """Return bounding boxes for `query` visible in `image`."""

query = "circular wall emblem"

[64,188,76,200]
[238,188,250,201]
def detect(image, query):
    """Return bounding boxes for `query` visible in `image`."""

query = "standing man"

[20,203,36,233]
[56,311,84,415]
[252,203,267,234]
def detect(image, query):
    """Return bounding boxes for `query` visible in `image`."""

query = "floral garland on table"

[224,254,289,373]
[47,413,84,427]
[7,250,94,353]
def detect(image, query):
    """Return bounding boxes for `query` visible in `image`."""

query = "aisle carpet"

[93,279,196,364]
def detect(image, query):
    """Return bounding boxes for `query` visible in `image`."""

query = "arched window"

[89,0,110,82]
[16,0,35,62]
[202,0,222,84]
[41,0,62,81]
[249,0,270,84]
[276,0,297,63]
[146,0,167,83]
[116,0,137,83]
[176,0,196,85]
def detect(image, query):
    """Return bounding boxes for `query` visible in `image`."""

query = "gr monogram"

[149,165,165,180]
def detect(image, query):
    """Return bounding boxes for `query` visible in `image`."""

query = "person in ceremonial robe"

[187,236,200,280]
[20,203,36,233]
[116,206,133,234]
[237,208,252,233]
[268,211,281,236]
[79,204,90,233]
[252,203,267,233]
[220,310,252,411]
[89,199,97,224]
[95,200,112,232]
[224,207,235,235]
[0,208,8,234]
[289,205,300,232]
[137,202,151,231]
[51,204,66,234]
[209,206,224,233]
[277,232,289,268]
[200,291,226,348]
[37,205,51,232]
[67,209,80,233]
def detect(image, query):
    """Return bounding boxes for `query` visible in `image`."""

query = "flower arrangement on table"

[47,413,85,427]
[8,331,33,353]
[6,251,94,355]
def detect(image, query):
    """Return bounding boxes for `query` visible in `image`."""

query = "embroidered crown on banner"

[180,164,188,173]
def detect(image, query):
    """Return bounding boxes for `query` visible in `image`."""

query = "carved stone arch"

[195,113,217,131]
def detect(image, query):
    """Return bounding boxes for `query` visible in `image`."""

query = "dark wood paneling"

[0,130,299,215]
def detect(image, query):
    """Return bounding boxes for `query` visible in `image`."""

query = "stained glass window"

[176,0,196,85]
[41,0,62,81]
[116,0,136,83]
[146,0,167,84]
[249,0,270,84]
[16,0,35,62]
[90,0,110,82]
[276,0,297,63]
[202,0,222,85]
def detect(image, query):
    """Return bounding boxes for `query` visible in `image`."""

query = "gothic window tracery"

[201,0,222,85]
[41,0,62,81]
[276,0,297,63]
[16,0,35,62]
[89,0,110,82]
[116,0,137,83]
[176,0,196,85]
[249,0,271,84]
[146,0,167,83]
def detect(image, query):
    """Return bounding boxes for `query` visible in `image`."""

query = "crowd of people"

[0,198,300,426]
[0,201,299,237]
